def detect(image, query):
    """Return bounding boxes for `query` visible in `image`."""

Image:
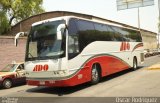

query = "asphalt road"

[0,55,160,103]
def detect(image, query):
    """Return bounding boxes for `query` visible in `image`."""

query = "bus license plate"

[49,80,55,84]
[39,81,45,85]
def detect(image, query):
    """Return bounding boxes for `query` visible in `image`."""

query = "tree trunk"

[9,16,15,25]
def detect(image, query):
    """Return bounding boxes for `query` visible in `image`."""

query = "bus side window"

[68,19,80,59]
[94,23,114,41]
[125,29,141,42]
[106,25,121,41]
[68,36,79,53]
[77,20,95,52]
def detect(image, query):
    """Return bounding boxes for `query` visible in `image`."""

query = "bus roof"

[32,16,71,26]
[32,15,138,31]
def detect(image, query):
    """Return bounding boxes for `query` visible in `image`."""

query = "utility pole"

[158,0,160,49]
[138,7,140,31]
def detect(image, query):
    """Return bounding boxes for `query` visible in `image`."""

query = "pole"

[158,0,160,49]
[138,7,140,31]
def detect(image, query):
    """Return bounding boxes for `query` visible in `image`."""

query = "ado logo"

[33,64,49,71]
[120,42,130,51]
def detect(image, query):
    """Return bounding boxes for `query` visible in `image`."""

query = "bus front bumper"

[27,72,90,87]
[27,79,74,87]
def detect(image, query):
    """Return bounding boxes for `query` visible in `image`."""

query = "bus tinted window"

[119,28,142,42]
[77,20,115,52]
[68,19,80,59]
[94,23,115,41]
[76,20,95,52]
[111,26,142,42]
[68,18,78,35]
[126,29,142,42]
[109,26,124,41]
[77,20,94,31]
[69,18,142,55]
[94,23,107,31]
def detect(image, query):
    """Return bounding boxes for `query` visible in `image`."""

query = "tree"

[0,0,44,35]
[0,11,9,35]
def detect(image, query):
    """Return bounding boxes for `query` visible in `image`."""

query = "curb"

[146,63,160,70]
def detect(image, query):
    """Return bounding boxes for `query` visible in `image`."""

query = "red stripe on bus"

[132,43,143,52]
[27,55,130,87]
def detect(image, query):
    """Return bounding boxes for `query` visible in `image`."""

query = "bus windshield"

[26,20,66,60]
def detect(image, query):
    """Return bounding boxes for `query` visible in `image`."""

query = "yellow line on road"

[145,63,160,70]
[146,68,160,70]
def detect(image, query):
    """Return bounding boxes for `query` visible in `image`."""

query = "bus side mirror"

[15,32,27,46]
[57,24,65,40]
[57,31,62,40]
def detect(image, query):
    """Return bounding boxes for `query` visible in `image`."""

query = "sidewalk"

[146,62,160,70]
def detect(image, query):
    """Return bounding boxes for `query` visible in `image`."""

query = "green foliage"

[10,0,44,22]
[0,0,44,35]
[0,11,9,35]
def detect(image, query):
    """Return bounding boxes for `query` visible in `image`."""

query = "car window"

[17,64,24,71]
[0,64,17,72]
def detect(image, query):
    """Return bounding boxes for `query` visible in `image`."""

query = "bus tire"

[90,64,101,84]
[3,79,13,89]
[131,57,138,71]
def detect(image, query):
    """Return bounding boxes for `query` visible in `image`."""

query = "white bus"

[15,16,144,87]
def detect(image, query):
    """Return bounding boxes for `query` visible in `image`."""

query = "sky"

[43,0,159,33]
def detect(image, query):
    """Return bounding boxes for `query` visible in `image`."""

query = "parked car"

[0,62,26,89]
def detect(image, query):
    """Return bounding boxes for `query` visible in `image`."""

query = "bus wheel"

[3,79,12,89]
[132,57,138,70]
[91,64,100,84]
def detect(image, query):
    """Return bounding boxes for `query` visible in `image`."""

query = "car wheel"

[3,79,12,89]
[91,64,100,84]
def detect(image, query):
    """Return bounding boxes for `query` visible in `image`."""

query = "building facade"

[0,11,157,68]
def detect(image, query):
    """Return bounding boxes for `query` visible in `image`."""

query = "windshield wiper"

[28,52,34,58]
